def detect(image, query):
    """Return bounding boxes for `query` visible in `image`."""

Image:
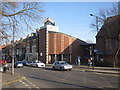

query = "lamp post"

[90,14,103,70]
[90,14,99,33]
[90,14,105,32]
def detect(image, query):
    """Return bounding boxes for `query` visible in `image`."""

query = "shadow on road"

[43,67,65,72]
[43,67,54,71]
[43,67,72,72]
[25,75,100,89]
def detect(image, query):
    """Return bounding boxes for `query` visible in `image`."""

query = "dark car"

[21,60,28,66]
[26,61,32,66]
[7,59,12,63]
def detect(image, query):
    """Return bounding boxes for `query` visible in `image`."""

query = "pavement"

[73,65,120,74]
[1,64,119,88]
[1,67,25,89]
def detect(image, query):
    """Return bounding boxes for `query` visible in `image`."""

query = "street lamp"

[90,14,102,70]
[90,14,105,33]
[90,14,99,32]
[90,14,106,69]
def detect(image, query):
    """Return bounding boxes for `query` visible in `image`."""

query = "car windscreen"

[16,62,22,64]
[60,62,68,65]
[37,61,42,63]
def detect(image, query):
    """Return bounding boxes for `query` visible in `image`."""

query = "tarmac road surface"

[2,65,119,89]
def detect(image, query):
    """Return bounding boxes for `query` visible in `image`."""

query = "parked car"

[52,61,73,71]
[14,61,23,68]
[26,61,32,66]
[21,60,28,66]
[7,59,12,63]
[0,67,3,72]
[31,61,45,68]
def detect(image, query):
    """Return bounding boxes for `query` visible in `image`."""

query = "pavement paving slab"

[2,72,21,84]
[1,69,23,89]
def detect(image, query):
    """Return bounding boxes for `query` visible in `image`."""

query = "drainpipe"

[55,54,57,61]
[61,54,63,61]
[70,54,71,63]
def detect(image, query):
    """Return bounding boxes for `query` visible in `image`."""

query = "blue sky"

[42,2,116,43]
[33,2,115,43]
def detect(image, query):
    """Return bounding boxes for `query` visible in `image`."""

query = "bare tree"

[103,16,119,67]
[0,2,44,44]
[0,2,44,75]
[90,2,119,32]
[90,2,120,67]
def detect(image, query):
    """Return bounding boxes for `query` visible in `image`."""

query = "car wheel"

[36,64,39,68]
[69,69,72,71]
[53,66,55,69]
[60,67,63,71]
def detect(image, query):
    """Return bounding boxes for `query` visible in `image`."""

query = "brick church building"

[2,17,88,64]
[37,17,87,64]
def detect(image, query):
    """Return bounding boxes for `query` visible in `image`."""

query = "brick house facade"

[25,32,39,61]
[96,15,120,66]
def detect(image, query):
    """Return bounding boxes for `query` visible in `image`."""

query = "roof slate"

[96,15,120,38]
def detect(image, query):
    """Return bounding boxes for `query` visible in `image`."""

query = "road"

[2,65,119,89]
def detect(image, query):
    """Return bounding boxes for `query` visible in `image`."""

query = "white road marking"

[19,80,31,88]
[24,78,39,88]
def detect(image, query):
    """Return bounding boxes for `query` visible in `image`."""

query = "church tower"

[44,17,55,26]
[40,17,59,32]
[39,17,59,64]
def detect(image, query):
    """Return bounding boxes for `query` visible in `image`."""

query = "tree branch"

[1,8,33,17]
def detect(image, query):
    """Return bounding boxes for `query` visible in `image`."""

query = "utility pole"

[11,7,16,75]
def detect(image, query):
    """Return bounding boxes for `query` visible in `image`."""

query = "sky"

[34,2,115,43]
[8,1,117,44]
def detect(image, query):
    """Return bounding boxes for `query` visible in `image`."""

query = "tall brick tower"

[38,17,59,64]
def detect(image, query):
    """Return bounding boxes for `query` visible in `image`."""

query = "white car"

[0,67,3,72]
[52,61,73,71]
[14,61,23,68]
[31,61,45,68]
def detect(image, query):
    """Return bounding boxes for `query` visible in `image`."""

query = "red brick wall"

[38,28,46,63]
[48,32,86,64]
[56,34,62,54]
[64,35,70,54]
[48,32,77,55]
[48,33,55,54]
[96,37,106,51]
